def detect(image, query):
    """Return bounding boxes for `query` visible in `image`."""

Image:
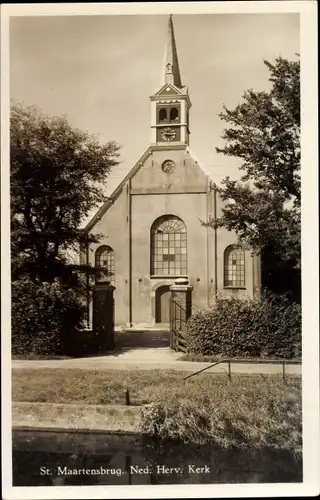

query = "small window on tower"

[170,108,179,121]
[159,108,167,121]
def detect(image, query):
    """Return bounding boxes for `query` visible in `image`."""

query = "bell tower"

[150,15,191,147]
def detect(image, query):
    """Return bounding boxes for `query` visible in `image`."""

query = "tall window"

[95,245,115,283]
[151,215,187,276]
[224,245,245,287]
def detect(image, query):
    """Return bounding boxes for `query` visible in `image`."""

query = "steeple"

[163,15,182,88]
[150,14,191,147]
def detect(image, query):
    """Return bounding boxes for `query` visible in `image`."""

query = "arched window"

[224,245,245,287]
[159,108,167,121]
[95,245,115,283]
[170,107,179,121]
[151,215,187,276]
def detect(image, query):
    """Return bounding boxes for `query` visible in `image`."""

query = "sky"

[10,13,300,199]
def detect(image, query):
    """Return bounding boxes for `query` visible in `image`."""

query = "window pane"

[224,246,245,287]
[95,246,115,283]
[151,215,187,275]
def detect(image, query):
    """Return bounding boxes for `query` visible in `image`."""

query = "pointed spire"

[163,14,182,88]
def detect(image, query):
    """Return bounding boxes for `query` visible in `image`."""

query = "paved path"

[12,347,301,375]
[12,331,301,375]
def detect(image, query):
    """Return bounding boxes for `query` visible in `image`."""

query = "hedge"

[11,277,86,356]
[185,294,301,359]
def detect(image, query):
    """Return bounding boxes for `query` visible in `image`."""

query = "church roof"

[163,14,182,88]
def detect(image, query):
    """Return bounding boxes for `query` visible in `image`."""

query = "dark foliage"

[10,103,119,355]
[186,294,301,359]
[10,101,120,282]
[208,57,301,301]
[11,277,85,355]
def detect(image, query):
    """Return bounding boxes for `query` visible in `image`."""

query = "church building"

[83,15,261,328]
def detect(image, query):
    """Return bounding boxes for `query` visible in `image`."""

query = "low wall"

[12,402,142,433]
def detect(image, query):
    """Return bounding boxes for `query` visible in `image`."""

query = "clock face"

[162,160,175,173]
[161,127,176,141]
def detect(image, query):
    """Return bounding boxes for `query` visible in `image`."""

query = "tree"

[11,102,120,282]
[212,57,300,299]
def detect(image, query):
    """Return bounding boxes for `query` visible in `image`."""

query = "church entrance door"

[155,285,171,324]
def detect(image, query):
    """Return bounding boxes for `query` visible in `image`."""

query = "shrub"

[11,277,86,356]
[140,376,302,453]
[185,294,301,359]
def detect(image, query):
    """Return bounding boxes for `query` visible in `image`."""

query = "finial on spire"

[163,14,182,88]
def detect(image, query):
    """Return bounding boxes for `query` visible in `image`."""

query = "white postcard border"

[1,2,319,499]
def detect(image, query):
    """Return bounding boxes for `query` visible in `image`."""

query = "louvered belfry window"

[151,215,187,276]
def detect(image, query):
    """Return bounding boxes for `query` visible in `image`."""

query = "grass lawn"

[12,369,302,452]
[12,368,299,405]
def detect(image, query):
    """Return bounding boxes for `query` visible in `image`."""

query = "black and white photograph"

[1,1,319,499]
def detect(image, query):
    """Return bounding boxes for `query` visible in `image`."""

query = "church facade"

[83,16,261,328]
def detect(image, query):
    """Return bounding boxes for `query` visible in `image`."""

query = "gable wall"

[131,149,208,193]
[86,148,260,327]
[89,184,130,325]
[131,191,210,323]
